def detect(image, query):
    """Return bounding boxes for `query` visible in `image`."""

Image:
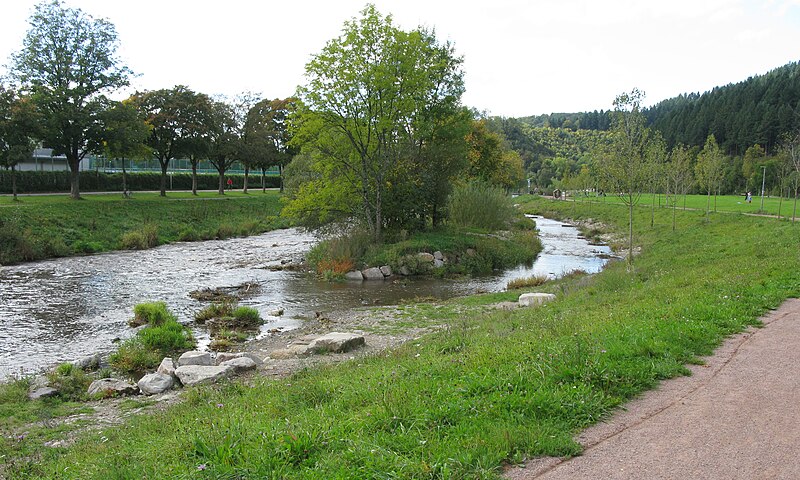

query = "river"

[0,216,611,379]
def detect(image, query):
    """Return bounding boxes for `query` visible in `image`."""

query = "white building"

[16,148,93,172]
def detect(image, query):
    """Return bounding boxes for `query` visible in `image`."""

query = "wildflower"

[197,464,207,471]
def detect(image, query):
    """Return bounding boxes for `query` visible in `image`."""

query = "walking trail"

[506,298,800,480]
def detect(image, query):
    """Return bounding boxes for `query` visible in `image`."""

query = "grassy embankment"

[0,191,286,264]
[568,192,800,218]
[2,196,799,478]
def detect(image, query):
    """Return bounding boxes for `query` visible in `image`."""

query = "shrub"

[120,224,159,250]
[447,180,516,230]
[131,301,176,327]
[109,339,163,375]
[507,274,549,290]
[138,319,195,352]
[178,228,199,242]
[232,306,262,328]
[195,302,234,324]
[47,363,92,401]
[306,229,373,276]
[215,224,236,239]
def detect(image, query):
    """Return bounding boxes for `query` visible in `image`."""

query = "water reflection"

[0,216,610,379]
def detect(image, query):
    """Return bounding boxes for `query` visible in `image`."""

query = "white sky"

[0,0,798,117]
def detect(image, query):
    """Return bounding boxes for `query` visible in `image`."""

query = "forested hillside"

[514,61,800,155]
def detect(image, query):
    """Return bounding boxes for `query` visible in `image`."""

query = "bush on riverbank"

[447,180,517,230]
[0,192,287,264]
[110,304,195,376]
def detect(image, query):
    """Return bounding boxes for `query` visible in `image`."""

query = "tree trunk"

[793,185,798,223]
[650,190,655,228]
[122,157,128,198]
[705,190,711,222]
[68,157,81,200]
[778,186,783,219]
[628,200,634,266]
[191,161,198,196]
[672,199,677,232]
[11,165,18,201]
[218,170,225,195]
[159,161,168,197]
[261,168,266,193]
[279,165,284,193]
[243,166,249,194]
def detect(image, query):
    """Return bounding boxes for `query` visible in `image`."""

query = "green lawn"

[0,191,286,264]
[2,196,799,479]
[568,192,800,218]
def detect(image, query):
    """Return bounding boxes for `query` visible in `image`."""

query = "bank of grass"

[0,191,287,264]
[568,191,800,218]
[5,197,800,479]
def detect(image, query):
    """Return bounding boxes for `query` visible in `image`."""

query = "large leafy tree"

[289,5,466,239]
[695,134,726,219]
[98,100,150,197]
[132,86,207,196]
[11,0,131,199]
[595,89,653,265]
[243,98,297,193]
[0,86,40,200]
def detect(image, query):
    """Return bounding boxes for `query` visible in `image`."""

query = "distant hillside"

[516,61,800,155]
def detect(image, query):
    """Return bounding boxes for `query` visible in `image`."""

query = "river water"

[0,216,610,379]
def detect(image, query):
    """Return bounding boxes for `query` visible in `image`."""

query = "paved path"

[506,299,800,480]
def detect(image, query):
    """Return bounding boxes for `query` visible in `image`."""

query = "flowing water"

[0,216,611,380]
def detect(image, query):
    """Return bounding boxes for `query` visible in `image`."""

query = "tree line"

[0,0,294,200]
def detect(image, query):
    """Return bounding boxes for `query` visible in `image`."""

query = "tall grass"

[447,180,516,230]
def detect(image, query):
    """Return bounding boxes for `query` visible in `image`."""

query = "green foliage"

[0,171,280,194]
[507,275,549,290]
[119,223,159,250]
[47,363,92,402]
[232,306,262,327]
[110,304,194,375]
[447,180,517,230]
[195,302,234,323]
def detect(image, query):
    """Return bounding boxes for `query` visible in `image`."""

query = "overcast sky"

[1,0,798,117]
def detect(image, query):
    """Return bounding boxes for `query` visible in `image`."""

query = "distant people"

[746,191,752,203]
[226,177,233,190]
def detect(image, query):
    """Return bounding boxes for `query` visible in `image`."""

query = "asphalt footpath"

[506,298,800,480]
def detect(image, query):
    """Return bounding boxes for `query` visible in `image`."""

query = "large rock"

[219,357,257,373]
[177,351,213,367]
[29,387,59,400]
[399,266,411,276]
[271,332,365,359]
[88,378,138,397]
[434,259,445,268]
[379,265,392,277]
[312,332,366,353]
[344,271,364,281]
[72,353,101,371]
[215,352,263,366]
[361,267,385,281]
[174,365,234,386]
[417,252,435,263]
[157,357,177,377]
[137,373,174,395]
[433,251,444,261]
[518,292,556,307]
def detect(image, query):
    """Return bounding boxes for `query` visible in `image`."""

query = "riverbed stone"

[362,267,385,281]
[87,378,138,397]
[174,365,234,386]
[270,332,366,359]
[137,373,174,395]
[345,271,364,281]
[417,252,435,263]
[177,351,213,367]
[157,357,176,376]
[518,292,556,307]
[379,265,392,277]
[434,259,445,268]
[219,357,257,373]
[72,353,101,371]
[29,387,59,400]
[433,251,444,261]
[493,301,519,311]
[399,266,411,276]
[215,352,264,366]
[466,248,477,257]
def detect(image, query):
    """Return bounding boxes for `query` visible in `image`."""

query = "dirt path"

[506,298,800,480]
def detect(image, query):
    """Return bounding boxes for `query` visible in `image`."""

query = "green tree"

[242,97,297,194]
[0,86,40,200]
[466,119,524,192]
[595,89,652,265]
[99,100,150,197]
[289,5,466,239]
[666,144,694,230]
[695,134,725,220]
[11,0,131,199]
[132,86,204,196]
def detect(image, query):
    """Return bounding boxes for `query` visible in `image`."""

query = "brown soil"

[505,298,800,480]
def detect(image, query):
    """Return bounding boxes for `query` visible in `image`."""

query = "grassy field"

[0,191,286,264]
[2,196,799,478]
[568,192,800,219]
